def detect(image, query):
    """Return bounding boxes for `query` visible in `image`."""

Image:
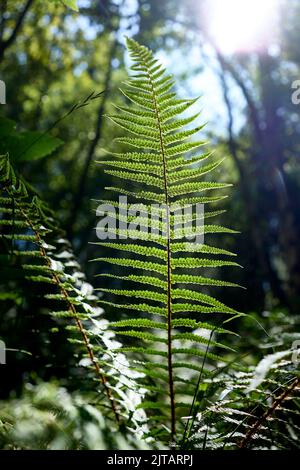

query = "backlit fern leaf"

[96,38,242,441]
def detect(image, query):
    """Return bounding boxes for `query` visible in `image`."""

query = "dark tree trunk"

[0,0,34,62]
[67,39,117,242]
[217,55,289,307]
[258,53,300,310]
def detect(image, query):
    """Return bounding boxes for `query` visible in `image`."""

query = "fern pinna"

[96,38,241,441]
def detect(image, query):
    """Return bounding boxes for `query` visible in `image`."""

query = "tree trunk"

[67,38,117,242]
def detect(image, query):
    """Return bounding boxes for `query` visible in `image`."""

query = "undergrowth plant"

[188,311,300,450]
[0,153,146,435]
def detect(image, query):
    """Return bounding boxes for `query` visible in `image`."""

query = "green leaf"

[60,0,79,11]
[0,117,15,135]
[0,128,63,162]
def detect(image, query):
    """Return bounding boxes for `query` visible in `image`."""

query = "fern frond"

[95,38,241,442]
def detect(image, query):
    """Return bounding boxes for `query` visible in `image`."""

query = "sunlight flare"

[208,0,280,54]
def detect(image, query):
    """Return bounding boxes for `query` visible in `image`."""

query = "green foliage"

[49,0,79,11]
[61,0,78,11]
[185,310,300,450]
[0,152,146,434]
[0,382,147,450]
[1,23,299,450]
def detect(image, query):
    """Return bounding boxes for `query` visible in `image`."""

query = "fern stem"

[142,56,176,439]
[10,192,120,425]
[239,376,300,448]
[166,199,176,440]
[181,328,216,448]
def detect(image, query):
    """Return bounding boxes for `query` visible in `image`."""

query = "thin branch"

[15,90,105,161]
[180,327,216,449]
[0,1,8,43]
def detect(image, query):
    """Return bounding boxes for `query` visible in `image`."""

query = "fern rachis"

[145,49,177,438]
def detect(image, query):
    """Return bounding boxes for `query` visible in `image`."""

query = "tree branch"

[0,0,34,61]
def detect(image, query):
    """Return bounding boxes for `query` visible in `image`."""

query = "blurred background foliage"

[0,0,300,448]
[0,382,148,449]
